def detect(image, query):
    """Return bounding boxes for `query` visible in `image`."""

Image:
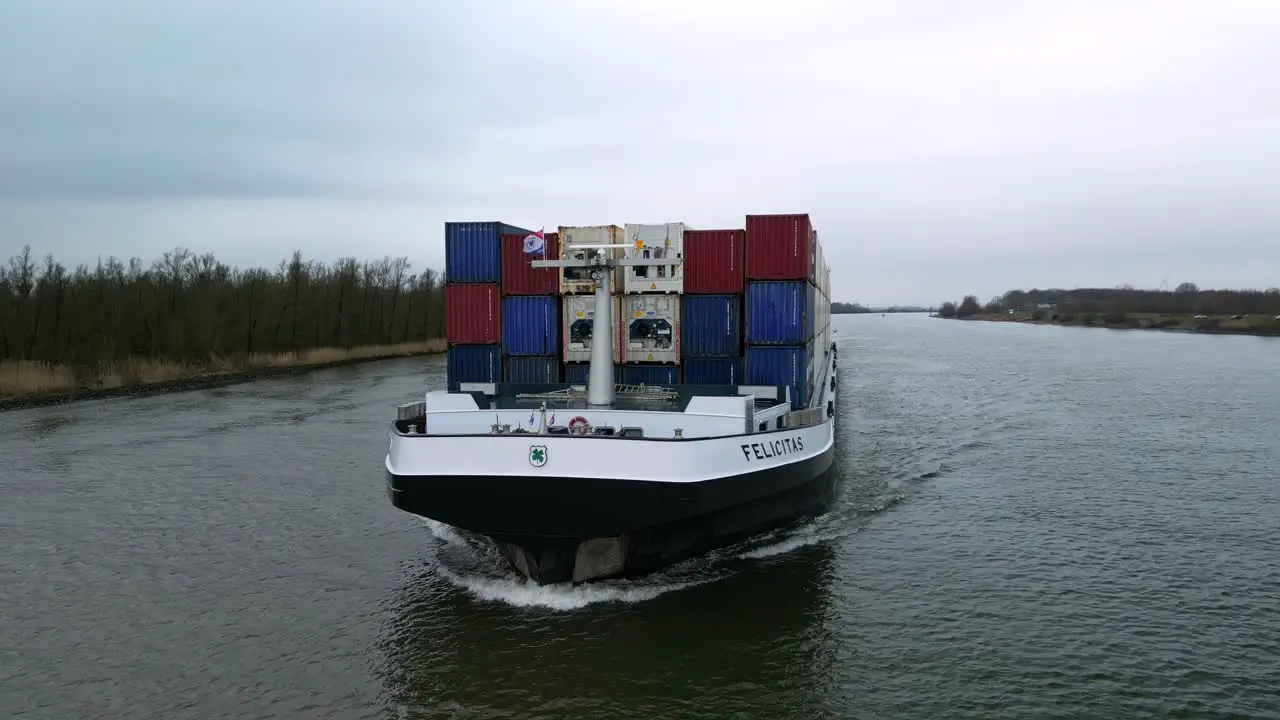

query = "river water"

[3,315,1278,719]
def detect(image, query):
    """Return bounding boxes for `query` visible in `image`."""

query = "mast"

[530,238,676,408]
[585,263,615,406]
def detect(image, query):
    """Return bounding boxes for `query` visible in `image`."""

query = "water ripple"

[2,320,1278,718]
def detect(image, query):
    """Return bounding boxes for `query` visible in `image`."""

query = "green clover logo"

[528,445,548,467]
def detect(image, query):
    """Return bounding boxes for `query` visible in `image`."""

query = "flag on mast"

[522,229,547,256]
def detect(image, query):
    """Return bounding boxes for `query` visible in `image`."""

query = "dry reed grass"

[0,339,446,399]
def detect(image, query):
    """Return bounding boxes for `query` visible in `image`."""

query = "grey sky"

[1,0,1277,305]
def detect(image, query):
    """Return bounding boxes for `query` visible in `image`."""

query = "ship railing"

[515,384,680,403]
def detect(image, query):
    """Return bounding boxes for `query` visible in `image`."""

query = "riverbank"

[936,312,1280,337]
[0,340,446,412]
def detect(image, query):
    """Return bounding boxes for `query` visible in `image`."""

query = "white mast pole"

[586,259,615,407]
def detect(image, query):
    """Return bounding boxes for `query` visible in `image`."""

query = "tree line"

[0,246,445,369]
[831,302,870,314]
[937,284,1280,320]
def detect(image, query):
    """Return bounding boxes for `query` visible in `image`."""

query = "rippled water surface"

[3,315,1279,719]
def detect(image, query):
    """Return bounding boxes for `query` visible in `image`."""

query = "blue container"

[501,295,559,356]
[746,344,813,410]
[504,355,559,384]
[445,221,530,284]
[682,356,742,386]
[564,363,622,385]
[745,281,811,345]
[446,344,501,391]
[622,363,679,386]
[681,294,742,357]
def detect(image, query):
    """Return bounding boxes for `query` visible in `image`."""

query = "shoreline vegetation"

[832,302,934,314]
[932,285,1280,337]
[0,340,445,411]
[1,245,448,411]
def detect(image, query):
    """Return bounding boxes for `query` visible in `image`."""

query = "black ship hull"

[385,440,837,585]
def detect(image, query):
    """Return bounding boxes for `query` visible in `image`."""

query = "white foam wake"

[419,504,870,610]
[421,519,719,610]
[433,564,709,610]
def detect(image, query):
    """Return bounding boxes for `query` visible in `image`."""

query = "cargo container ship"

[386,215,837,585]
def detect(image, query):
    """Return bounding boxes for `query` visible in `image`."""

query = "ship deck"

[457,382,791,414]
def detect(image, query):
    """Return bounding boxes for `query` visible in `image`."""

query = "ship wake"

[418,460,946,610]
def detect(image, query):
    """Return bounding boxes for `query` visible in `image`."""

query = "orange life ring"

[568,416,591,435]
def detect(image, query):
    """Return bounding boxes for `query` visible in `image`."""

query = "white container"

[620,294,681,364]
[621,222,686,294]
[814,241,824,295]
[559,225,624,295]
[562,294,624,363]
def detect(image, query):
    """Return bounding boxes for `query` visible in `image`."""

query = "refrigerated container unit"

[504,355,560,384]
[744,213,815,283]
[445,283,501,344]
[500,231,560,295]
[561,294,624,363]
[744,281,815,346]
[620,294,680,364]
[683,229,745,294]
[621,363,680,386]
[558,225,624,295]
[563,362,622,385]
[445,221,530,284]
[622,222,686,294]
[446,344,501,391]
[745,342,816,411]
[682,356,743,386]
[501,295,560,356]
[680,294,742,357]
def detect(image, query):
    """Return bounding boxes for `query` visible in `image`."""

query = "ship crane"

[529,245,678,408]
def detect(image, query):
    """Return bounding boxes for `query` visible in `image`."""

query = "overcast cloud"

[1,0,1277,305]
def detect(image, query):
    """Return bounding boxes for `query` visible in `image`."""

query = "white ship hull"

[385,344,840,585]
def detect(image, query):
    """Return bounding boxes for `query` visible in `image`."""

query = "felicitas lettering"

[740,435,805,461]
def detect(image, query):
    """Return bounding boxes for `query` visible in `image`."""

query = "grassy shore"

[942,312,1280,336]
[0,339,446,411]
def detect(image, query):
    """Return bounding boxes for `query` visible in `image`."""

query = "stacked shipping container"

[742,214,828,410]
[500,230,561,384]
[444,221,529,390]
[616,223,686,383]
[558,225,622,384]
[443,214,830,405]
[679,228,746,386]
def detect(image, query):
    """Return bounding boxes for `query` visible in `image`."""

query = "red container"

[445,283,500,344]
[684,229,745,294]
[745,213,813,282]
[501,232,560,295]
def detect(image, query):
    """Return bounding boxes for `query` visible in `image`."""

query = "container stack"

[558,226,625,384]
[443,214,830,404]
[742,213,826,410]
[499,230,562,384]
[618,222,687,385]
[681,229,746,387]
[445,221,531,391]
